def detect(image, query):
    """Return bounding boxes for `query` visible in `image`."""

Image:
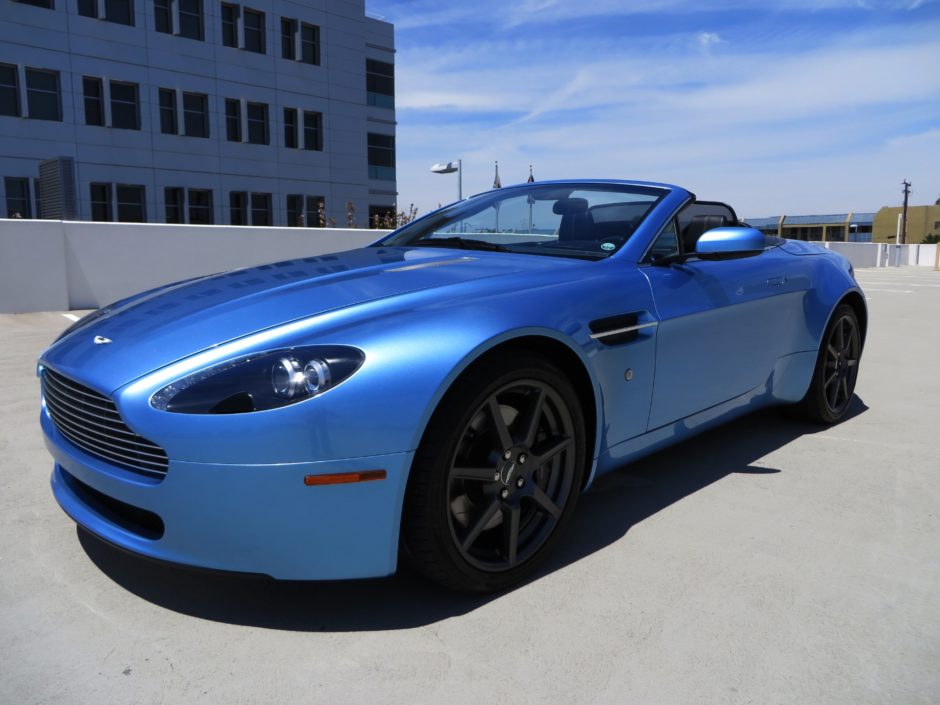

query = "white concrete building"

[0,0,396,227]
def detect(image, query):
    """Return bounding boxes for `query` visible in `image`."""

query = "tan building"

[872,204,940,244]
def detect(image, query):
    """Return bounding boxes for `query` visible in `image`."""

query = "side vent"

[589,312,657,346]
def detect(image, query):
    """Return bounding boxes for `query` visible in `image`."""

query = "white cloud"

[697,31,723,49]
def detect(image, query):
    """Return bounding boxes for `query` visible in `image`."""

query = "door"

[641,214,802,429]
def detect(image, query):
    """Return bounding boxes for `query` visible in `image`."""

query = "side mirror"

[695,227,765,259]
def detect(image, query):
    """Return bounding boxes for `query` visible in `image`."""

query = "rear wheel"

[402,355,586,592]
[798,304,861,424]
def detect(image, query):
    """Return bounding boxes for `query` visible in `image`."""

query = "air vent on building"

[38,157,77,220]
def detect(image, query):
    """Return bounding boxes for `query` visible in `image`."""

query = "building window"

[366,59,394,108]
[182,92,209,137]
[154,0,172,33]
[81,0,134,24]
[367,133,395,180]
[220,3,238,47]
[104,0,134,25]
[110,81,140,130]
[250,192,271,225]
[303,110,322,151]
[281,18,296,60]
[369,204,396,228]
[158,88,177,134]
[165,187,183,222]
[5,177,31,218]
[225,98,241,141]
[243,9,265,53]
[283,107,297,148]
[286,194,319,227]
[177,0,203,39]
[90,183,112,221]
[300,22,319,65]
[188,188,213,224]
[0,64,19,117]
[25,68,61,121]
[246,102,268,144]
[15,0,55,7]
[116,184,146,222]
[229,191,247,224]
[33,177,43,218]
[83,76,104,126]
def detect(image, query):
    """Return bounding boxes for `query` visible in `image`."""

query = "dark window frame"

[243,8,265,54]
[188,188,213,224]
[283,107,298,148]
[158,88,177,134]
[182,91,209,138]
[302,110,322,151]
[229,191,247,224]
[154,0,172,33]
[103,0,134,26]
[366,59,394,108]
[220,3,239,47]
[109,80,140,130]
[300,22,319,65]
[225,98,241,141]
[82,76,104,126]
[0,63,20,118]
[115,184,146,222]
[25,67,62,122]
[165,186,184,223]
[281,17,297,60]
[246,101,268,145]
[5,177,31,219]
[90,183,112,222]
[177,0,204,40]
[250,191,271,225]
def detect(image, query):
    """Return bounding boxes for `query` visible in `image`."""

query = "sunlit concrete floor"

[1,266,938,705]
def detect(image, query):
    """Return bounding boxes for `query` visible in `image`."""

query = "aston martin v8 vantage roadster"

[39,180,865,592]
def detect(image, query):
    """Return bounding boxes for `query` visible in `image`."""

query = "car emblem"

[601,242,616,251]
[93,335,112,345]
[499,460,516,486]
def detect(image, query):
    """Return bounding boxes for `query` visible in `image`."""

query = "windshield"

[377,183,668,259]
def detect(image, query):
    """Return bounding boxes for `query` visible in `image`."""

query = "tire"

[401,354,586,593]
[798,304,862,424]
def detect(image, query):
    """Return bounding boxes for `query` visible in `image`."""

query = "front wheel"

[402,355,586,592]
[798,304,862,424]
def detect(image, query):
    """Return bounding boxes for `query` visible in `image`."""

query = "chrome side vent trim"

[588,313,658,345]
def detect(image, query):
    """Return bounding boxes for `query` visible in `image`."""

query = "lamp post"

[430,159,462,200]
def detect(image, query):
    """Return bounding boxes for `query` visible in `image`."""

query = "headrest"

[552,198,589,215]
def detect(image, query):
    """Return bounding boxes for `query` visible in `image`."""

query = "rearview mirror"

[695,227,765,259]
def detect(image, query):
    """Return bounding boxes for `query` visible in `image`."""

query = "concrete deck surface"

[1,267,938,705]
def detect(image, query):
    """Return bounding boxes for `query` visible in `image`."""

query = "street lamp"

[431,159,462,200]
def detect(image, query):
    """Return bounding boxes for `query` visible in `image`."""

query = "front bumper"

[43,411,414,580]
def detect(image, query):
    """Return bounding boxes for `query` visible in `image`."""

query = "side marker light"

[304,470,387,486]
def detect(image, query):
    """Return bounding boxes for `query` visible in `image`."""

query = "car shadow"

[78,398,868,632]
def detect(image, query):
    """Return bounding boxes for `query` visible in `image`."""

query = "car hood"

[42,246,579,393]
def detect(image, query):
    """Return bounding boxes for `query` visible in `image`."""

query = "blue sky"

[366,0,940,218]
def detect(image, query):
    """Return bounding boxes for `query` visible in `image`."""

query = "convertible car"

[39,180,865,592]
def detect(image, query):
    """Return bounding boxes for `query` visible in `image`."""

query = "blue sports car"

[39,180,865,592]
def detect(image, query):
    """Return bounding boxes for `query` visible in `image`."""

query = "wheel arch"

[410,331,601,493]
[838,289,868,349]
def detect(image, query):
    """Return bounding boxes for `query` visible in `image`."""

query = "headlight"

[150,346,364,414]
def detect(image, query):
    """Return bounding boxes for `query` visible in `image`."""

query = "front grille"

[42,368,169,478]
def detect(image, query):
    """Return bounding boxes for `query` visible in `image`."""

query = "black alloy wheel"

[402,355,585,592]
[799,304,862,424]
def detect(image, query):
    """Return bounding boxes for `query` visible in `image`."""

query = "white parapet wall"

[2,221,937,314]
[0,219,387,314]
[822,241,938,269]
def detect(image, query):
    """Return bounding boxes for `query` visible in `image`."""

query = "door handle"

[766,276,787,287]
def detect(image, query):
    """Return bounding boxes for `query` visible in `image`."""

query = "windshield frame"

[372,181,671,261]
